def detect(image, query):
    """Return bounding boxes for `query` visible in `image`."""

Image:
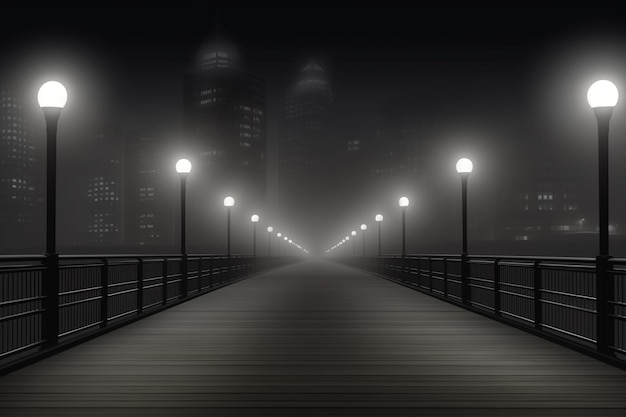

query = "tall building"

[0,80,42,252]
[279,62,335,222]
[83,125,125,248]
[183,32,267,212]
[124,130,174,249]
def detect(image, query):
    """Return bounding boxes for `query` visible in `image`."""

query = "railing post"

[137,258,144,315]
[42,253,59,348]
[162,258,168,306]
[443,257,448,298]
[533,260,542,330]
[197,257,203,292]
[100,258,109,328]
[428,257,433,292]
[596,254,614,355]
[493,258,501,317]
[461,253,469,304]
[181,253,188,299]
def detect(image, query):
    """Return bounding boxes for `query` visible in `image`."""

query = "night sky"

[3,1,626,255]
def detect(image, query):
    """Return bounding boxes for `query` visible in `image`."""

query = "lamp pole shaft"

[180,176,187,255]
[402,208,406,257]
[461,175,469,255]
[378,222,382,257]
[43,108,61,349]
[596,108,612,256]
[362,231,366,257]
[253,224,257,257]
[227,208,231,257]
[268,234,271,257]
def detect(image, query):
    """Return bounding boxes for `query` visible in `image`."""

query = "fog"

[2,1,626,258]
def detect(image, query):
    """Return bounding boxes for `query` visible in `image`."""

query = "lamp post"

[587,79,619,354]
[456,157,473,304]
[277,232,282,255]
[38,80,67,348]
[224,196,235,256]
[360,224,367,256]
[267,226,274,256]
[251,214,259,257]
[175,158,192,297]
[351,230,357,256]
[399,197,409,257]
[375,214,383,256]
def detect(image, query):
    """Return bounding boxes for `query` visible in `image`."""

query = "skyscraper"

[0,80,41,252]
[279,62,334,222]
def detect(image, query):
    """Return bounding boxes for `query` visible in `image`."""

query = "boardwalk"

[1,260,626,416]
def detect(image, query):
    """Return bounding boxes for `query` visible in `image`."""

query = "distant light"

[375,214,383,222]
[587,80,619,108]
[267,226,274,233]
[277,232,282,238]
[175,158,192,174]
[284,236,288,241]
[399,196,409,207]
[456,157,473,174]
[351,230,357,236]
[346,236,350,241]
[288,239,293,244]
[251,214,259,223]
[38,81,67,108]
[361,224,367,231]
[224,196,235,207]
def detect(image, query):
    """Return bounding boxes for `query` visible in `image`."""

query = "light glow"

[38,81,67,108]
[587,80,619,108]
[360,224,367,231]
[456,157,473,174]
[375,214,383,222]
[224,196,235,207]
[175,158,192,174]
[399,196,409,207]
[251,214,259,223]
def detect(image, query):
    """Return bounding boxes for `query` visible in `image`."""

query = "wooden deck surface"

[2,259,626,416]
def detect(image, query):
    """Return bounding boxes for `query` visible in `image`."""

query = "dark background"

[3,1,626,256]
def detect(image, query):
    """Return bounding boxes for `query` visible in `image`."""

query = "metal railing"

[338,255,626,367]
[1,254,297,374]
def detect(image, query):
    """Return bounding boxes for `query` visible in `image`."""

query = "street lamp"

[38,80,67,348]
[375,214,383,256]
[251,214,259,257]
[456,158,473,254]
[175,158,191,296]
[399,196,409,257]
[360,224,367,256]
[587,79,619,354]
[456,157,473,304]
[351,230,357,256]
[587,79,618,256]
[267,226,274,256]
[224,196,235,256]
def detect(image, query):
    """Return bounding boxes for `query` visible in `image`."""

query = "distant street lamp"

[360,224,367,256]
[351,230,357,256]
[224,196,235,256]
[399,197,409,257]
[587,79,619,354]
[587,80,619,256]
[175,158,192,296]
[38,80,67,348]
[251,214,259,257]
[375,214,383,256]
[456,157,473,304]
[277,232,282,255]
[267,226,274,256]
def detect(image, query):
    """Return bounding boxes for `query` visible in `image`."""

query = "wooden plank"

[1,260,626,416]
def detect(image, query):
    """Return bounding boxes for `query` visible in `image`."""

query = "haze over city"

[2,0,626,257]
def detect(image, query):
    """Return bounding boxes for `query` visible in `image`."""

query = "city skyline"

[2,1,626,256]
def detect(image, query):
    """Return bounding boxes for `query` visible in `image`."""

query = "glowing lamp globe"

[38,81,67,108]
[175,158,192,174]
[587,80,619,108]
[456,158,473,174]
[284,236,288,241]
[375,214,383,222]
[351,230,357,237]
[360,224,367,231]
[267,226,274,233]
[399,196,409,207]
[346,236,350,241]
[277,232,282,238]
[223,196,235,207]
[251,214,259,223]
